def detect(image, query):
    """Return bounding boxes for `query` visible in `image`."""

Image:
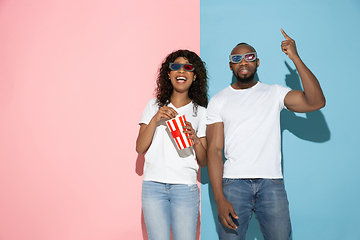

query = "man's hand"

[217,198,239,230]
[281,28,299,60]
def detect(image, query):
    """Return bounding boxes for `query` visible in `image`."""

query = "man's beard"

[234,68,257,83]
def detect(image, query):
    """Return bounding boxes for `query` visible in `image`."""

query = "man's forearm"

[293,56,326,108]
[208,149,225,203]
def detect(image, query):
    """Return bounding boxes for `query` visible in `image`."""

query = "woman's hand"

[183,121,201,145]
[183,120,207,167]
[136,106,177,155]
[152,106,178,122]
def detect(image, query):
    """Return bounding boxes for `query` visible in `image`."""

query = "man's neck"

[231,80,258,89]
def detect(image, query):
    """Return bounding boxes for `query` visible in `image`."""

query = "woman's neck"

[170,92,191,108]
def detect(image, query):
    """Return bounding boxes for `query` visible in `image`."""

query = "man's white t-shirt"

[139,99,207,184]
[206,82,291,179]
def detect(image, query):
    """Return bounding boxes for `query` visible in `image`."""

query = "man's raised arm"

[281,28,326,113]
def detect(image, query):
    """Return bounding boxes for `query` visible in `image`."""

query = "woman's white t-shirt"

[139,99,207,184]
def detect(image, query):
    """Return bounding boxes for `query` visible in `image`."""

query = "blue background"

[200,0,360,239]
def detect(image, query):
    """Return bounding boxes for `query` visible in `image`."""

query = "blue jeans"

[218,178,291,240]
[142,181,199,240]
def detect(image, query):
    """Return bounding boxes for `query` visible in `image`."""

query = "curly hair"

[155,49,208,114]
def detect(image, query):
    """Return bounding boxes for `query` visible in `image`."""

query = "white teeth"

[176,77,187,81]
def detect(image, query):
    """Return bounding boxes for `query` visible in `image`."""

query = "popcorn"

[166,115,194,150]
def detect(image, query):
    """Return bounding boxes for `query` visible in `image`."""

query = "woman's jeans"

[218,178,292,240]
[142,181,199,240]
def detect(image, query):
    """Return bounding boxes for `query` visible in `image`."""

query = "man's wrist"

[214,192,226,203]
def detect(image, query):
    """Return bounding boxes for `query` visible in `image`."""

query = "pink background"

[0,0,200,239]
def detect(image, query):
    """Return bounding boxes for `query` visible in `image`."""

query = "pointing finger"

[281,28,291,40]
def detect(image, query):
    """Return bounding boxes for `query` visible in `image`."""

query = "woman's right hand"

[137,106,177,155]
[152,106,178,122]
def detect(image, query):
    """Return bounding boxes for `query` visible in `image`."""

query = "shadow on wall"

[280,61,330,143]
[135,155,149,240]
[201,61,330,240]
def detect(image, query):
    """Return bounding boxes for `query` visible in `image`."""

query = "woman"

[136,49,208,240]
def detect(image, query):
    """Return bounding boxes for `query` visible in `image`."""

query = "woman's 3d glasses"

[229,52,257,63]
[169,63,195,72]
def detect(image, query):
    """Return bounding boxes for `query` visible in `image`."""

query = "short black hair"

[235,42,257,53]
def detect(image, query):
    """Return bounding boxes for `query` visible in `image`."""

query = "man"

[206,29,326,240]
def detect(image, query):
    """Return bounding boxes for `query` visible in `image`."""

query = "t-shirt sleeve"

[196,108,207,138]
[276,85,291,109]
[206,96,223,125]
[139,99,157,125]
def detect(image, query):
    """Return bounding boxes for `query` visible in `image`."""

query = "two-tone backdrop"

[1,0,359,239]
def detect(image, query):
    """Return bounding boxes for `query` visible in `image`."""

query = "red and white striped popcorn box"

[166,115,194,150]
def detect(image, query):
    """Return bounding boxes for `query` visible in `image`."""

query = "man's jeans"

[142,181,199,240]
[218,178,292,240]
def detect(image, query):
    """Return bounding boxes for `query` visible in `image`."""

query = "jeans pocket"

[188,184,198,191]
[222,178,235,186]
[270,178,284,184]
